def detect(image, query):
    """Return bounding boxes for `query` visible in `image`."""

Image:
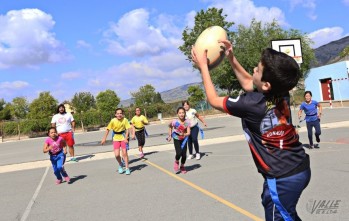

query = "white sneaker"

[187,154,194,160]
[196,153,201,160]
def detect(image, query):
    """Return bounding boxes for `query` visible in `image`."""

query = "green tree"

[180,8,315,94]
[96,89,120,116]
[187,85,205,108]
[28,92,58,119]
[179,8,236,95]
[0,102,12,120]
[153,92,164,104]
[131,84,157,106]
[339,46,349,59]
[11,97,29,119]
[233,19,315,82]
[71,92,96,113]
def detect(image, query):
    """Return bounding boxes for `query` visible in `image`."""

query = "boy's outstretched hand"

[191,45,208,69]
[218,39,234,58]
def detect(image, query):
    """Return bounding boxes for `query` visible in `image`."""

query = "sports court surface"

[1,108,348,221]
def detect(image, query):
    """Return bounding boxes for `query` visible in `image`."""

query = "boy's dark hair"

[47,127,57,136]
[115,108,124,114]
[261,48,301,96]
[304,91,312,97]
[182,100,190,106]
[56,104,66,114]
[177,107,186,114]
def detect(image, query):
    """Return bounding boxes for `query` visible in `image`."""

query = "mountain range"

[120,36,349,106]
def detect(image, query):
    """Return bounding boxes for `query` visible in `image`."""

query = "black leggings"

[174,139,187,165]
[188,125,199,154]
[135,130,146,146]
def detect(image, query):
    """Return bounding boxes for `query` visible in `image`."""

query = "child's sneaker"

[70,157,79,162]
[174,161,179,172]
[140,152,144,158]
[125,168,131,175]
[64,176,71,183]
[187,154,194,160]
[196,153,201,160]
[56,179,62,185]
[309,145,314,149]
[118,166,124,174]
[180,165,187,174]
[316,135,320,143]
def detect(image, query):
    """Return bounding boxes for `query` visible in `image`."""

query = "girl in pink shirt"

[43,127,71,184]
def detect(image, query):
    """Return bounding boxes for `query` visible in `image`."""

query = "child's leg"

[306,122,314,146]
[121,142,129,168]
[191,125,200,154]
[180,143,187,165]
[57,153,68,178]
[314,119,321,142]
[262,168,311,221]
[113,141,122,165]
[173,139,182,161]
[50,155,62,180]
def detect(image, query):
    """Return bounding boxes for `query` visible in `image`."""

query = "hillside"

[119,82,204,107]
[313,36,349,67]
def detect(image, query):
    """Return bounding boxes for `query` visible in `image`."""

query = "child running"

[167,107,191,174]
[131,107,149,158]
[43,127,71,184]
[191,41,310,220]
[101,108,131,175]
[298,91,322,149]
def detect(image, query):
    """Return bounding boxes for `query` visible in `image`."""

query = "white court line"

[20,166,49,221]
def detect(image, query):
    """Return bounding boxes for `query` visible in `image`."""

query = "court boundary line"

[20,166,49,221]
[142,158,264,221]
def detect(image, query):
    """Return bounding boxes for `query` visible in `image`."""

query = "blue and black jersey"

[223,92,309,178]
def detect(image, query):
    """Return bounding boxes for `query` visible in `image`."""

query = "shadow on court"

[68,175,87,184]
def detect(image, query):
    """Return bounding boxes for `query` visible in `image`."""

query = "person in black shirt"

[191,41,310,221]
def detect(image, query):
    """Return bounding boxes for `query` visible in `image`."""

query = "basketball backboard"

[271,39,303,64]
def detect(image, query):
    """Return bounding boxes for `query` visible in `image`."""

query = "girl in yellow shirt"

[131,107,149,158]
[101,108,131,175]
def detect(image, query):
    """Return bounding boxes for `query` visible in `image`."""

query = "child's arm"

[131,124,136,140]
[191,47,225,112]
[317,102,322,118]
[196,113,207,127]
[101,129,110,145]
[220,40,253,91]
[167,123,173,141]
[185,126,191,137]
[124,129,129,143]
[142,116,149,125]
[43,143,52,153]
[62,140,67,154]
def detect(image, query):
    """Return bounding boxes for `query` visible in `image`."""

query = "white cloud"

[0,81,29,89]
[0,8,71,69]
[76,40,92,49]
[289,0,317,20]
[84,51,199,99]
[61,71,81,80]
[207,0,287,27]
[307,27,345,48]
[103,8,178,57]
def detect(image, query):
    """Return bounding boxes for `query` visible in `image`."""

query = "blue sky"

[1,0,348,103]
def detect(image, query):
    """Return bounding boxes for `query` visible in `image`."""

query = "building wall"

[305,61,349,102]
